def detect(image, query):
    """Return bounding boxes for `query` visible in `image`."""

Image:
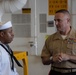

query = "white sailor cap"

[0,21,12,30]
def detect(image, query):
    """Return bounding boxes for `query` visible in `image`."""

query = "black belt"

[51,66,76,73]
[51,66,76,70]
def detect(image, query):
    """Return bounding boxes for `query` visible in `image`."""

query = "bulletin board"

[48,0,68,15]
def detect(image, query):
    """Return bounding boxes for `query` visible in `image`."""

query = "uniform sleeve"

[41,38,51,58]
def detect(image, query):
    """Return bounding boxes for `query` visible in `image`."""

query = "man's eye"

[54,19,62,22]
[58,19,61,22]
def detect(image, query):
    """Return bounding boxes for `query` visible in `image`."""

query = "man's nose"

[12,32,14,37]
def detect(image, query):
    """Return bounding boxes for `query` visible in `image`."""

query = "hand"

[59,53,70,61]
[52,53,70,63]
[52,54,62,63]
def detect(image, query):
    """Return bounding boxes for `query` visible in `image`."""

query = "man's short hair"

[55,9,70,15]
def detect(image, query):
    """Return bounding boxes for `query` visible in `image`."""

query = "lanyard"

[0,44,22,71]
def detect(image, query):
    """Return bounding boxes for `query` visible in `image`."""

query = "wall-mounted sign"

[48,21,54,27]
[22,8,31,13]
[48,0,68,15]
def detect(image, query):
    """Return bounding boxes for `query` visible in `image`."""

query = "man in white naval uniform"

[0,21,21,75]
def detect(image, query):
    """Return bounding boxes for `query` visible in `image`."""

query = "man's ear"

[0,32,4,37]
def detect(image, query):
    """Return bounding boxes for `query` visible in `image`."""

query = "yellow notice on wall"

[48,0,68,15]
[22,8,31,13]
